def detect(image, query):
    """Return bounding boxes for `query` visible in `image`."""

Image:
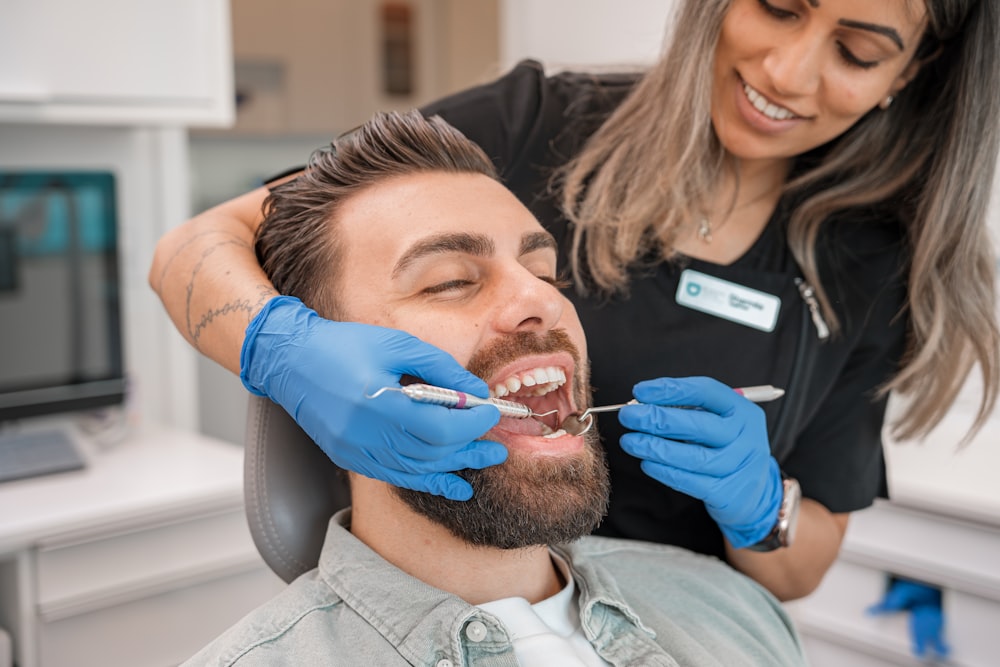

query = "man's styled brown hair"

[255,110,499,319]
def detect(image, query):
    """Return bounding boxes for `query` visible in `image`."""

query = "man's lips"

[486,416,586,455]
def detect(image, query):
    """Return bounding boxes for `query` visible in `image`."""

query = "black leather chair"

[243,394,351,583]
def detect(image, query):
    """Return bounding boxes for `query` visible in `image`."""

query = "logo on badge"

[686,282,702,297]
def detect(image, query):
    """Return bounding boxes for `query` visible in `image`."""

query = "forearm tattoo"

[159,231,277,350]
[190,283,277,350]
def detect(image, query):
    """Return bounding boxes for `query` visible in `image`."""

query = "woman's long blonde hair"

[558,0,999,441]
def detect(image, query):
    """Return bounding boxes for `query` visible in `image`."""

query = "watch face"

[782,478,802,547]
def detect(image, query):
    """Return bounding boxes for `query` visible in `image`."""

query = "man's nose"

[761,29,823,97]
[494,268,566,334]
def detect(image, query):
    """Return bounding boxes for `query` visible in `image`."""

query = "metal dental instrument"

[559,385,786,436]
[369,382,785,437]
[558,401,638,437]
[367,383,557,420]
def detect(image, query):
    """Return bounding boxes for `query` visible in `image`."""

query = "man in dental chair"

[182,110,806,667]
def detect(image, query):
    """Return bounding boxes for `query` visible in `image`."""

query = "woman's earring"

[879,95,894,110]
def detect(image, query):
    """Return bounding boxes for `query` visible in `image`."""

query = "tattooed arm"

[149,185,279,374]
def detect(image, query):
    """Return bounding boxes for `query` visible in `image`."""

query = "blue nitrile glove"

[910,605,950,659]
[240,296,507,500]
[618,376,783,549]
[867,579,950,660]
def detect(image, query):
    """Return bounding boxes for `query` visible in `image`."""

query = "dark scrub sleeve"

[781,216,909,512]
[419,60,627,206]
[420,60,553,185]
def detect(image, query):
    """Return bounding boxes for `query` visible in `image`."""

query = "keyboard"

[0,430,87,483]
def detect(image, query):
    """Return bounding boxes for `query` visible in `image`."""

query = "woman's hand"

[618,376,783,549]
[240,296,507,500]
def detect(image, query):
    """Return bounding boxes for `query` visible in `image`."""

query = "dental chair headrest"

[243,394,350,583]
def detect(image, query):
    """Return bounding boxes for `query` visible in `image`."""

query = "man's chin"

[394,431,608,549]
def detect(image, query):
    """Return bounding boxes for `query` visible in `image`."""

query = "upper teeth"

[743,82,797,121]
[491,366,567,399]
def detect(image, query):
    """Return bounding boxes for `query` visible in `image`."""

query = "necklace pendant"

[697,218,713,243]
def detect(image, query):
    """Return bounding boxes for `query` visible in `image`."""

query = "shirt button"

[464,620,488,642]
[436,660,454,667]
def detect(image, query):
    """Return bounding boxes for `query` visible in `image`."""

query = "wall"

[499,0,676,69]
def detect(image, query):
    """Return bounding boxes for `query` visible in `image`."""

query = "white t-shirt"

[478,554,611,666]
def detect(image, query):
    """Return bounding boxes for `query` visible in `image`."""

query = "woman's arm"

[726,502,849,601]
[148,185,278,374]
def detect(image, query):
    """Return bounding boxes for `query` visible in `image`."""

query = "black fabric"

[275,60,910,560]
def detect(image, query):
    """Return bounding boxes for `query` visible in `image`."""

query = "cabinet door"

[0,0,233,126]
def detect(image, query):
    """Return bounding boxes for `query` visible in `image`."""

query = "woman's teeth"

[490,366,567,399]
[743,82,797,121]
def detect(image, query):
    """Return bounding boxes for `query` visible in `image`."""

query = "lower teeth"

[543,429,567,439]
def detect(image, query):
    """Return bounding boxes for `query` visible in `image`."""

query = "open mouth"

[489,365,576,438]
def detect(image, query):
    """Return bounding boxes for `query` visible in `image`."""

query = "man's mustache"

[466,330,581,383]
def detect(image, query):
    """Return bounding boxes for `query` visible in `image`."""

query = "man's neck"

[349,477,564,606]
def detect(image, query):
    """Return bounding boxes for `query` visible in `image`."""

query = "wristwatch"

[747,473,801,552]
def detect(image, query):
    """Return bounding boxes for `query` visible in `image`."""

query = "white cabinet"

[0,0,233,126]
[786,502,1000,667]
[785,408,1000,667]
[0,426,285,667]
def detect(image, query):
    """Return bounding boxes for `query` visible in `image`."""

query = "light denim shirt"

[184,510,806,666]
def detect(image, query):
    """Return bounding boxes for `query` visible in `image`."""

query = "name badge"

[676,269,780,332]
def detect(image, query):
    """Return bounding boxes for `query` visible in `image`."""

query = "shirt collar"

[317,509,654,661]
[553,542,658,640]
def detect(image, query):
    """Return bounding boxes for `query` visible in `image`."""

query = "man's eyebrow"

[838,19,905,51]
[520,231,558,256]
[392,232,495,278]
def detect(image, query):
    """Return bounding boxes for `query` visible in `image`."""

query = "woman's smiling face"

[711,0,928,162]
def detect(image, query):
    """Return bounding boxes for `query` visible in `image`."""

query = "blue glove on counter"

[867,578,950,660]
[240,296,506,500]
[618,376,783,549]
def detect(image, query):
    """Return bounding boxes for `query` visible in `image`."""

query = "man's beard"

[394,330,609,549]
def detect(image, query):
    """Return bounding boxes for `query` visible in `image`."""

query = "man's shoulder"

[181,570,353,666]
[571,534,780,606]
[573,534,737,574]
[568,536,807,665]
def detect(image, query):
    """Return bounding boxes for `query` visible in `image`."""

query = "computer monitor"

[0,170,126,423]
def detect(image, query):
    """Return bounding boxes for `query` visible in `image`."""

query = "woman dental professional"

[150,0,999,600]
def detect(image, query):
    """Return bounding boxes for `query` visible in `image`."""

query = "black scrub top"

[419,60,910,559]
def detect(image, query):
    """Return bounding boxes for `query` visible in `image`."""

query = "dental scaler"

[367,383,557,420]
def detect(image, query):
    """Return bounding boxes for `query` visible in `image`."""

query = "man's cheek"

[408,324,480,367]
